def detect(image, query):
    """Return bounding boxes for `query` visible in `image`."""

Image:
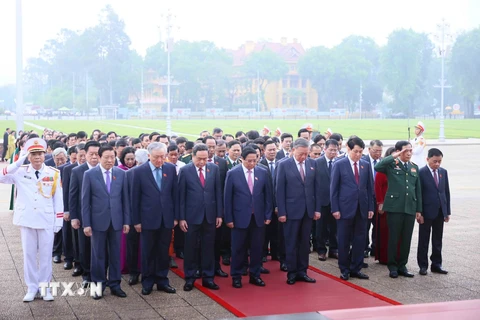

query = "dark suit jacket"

[81,166,130,231]
[330,157,374,219]
[419,166,451,219]
[60,162,78,213]
[213,156,228,196]
[315,156,333,207]
[276,157,319,219]
[224,165,273,228]
[69,163,91,222]
[177,162,222,225]
[131,162,177,229]
[275,149,286,161]
[45,157,55,167]
[3,132,8,146]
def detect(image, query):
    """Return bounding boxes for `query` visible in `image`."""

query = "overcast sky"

[0,0,478,85]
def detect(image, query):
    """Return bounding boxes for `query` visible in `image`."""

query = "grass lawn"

[0,118,478,140]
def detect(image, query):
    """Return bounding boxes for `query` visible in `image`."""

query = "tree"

[242,49,288,111]
[380,29,434,116]
[450,27,480,118]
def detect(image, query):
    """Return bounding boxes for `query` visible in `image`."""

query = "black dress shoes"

[398,270,415,278]
[194,270,201,279]
[222,257,231,266]
[169,257,178,269]
[362,262,369,268]
[232,278,242,288]
[249,276,265,287]
[262,256,267,263]
[280,263,288,272]
[296,275,316,283]
[141,287,152,295]
[128,274,140,285]
[286,277,296,285]
[72,267,83,277]
[340,272,349,281]
[202,281,219,290]
[350,272,369,280]
[110,287,127,298]
[183,282,194,291]
[92,292,102,300]
[157,284,176,294]
[431,266,448,274]
[215,268,228,277]
[64,261,73,270]
[53,255,61,264]
[260,267,270,274]
[389,271,398,278]
[419,268,428,275]
[318,253,327,261]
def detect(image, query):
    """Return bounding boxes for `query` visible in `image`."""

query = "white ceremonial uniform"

[0,158,63,296]
[411,135,426,168]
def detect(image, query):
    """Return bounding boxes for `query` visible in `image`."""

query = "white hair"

[52,147,67,157]
[147,142,167,154]
[135,149,149,165]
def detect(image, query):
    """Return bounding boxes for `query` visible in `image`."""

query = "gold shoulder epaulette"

[48,166,60,172]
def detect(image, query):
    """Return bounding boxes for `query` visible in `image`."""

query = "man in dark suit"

[275,133,293,160]
[178,144,223,291]
[315,139,339,261]
[1,128,10,162]
[417,148,451,275]
[225,147,273,288]
[260,140,279,262]
[82,144,130,299]
[375,141,422,279]
[205,136,228,277]
[331,136,374,281]
[131,142,178,295]
[363,140,383,257]
[276,138,320,285]
[70,141,101,288]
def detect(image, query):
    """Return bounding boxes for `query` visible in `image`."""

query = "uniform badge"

[411,168,416,173]
[23,175,32,180]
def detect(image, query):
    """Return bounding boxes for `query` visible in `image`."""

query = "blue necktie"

[269,161,275,178]
[155,167,162,191]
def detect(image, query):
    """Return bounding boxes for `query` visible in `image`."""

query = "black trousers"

[127,225,141,276]
[316,205,338,255]
[52,229,63,256]
[140,225,171,289]
[77,225,92,281]
[337,208,366,274]
[283,212,312,278]
[387,212,415,272]
[417,210,445,269]
[173,224,184,255]
[184,218,215,281]
[263,212,278,258]
[277,217,286,263]
[62,220,74,263]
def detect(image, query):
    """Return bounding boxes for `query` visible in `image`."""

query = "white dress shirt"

[98,164,111,184]
[294,158,306,176]
[242,165,254,188]
[196,165,206,178]
[347,156,359,176]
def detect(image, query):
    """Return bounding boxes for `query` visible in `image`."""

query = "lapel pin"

[113,176,116,180]
[163,173,167,177]
[255,177,258,181]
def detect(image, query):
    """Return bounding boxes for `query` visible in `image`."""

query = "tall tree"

[380,29,434,116]
[242,49,288,111]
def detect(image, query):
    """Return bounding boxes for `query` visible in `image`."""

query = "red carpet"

[171,258,400,317]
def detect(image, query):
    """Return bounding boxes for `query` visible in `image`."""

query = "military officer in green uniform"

[375,140,422,279]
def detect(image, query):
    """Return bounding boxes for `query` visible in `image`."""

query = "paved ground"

[0,144,479,319]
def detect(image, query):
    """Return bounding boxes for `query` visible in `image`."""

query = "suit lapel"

[96,167,109,194]
[290,159,304,184]
[145,162,161,192]
[192,164,203,189]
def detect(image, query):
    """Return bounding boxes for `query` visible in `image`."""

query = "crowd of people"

[0,122,451,302]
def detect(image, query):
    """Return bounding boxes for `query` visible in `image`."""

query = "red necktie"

[199,168,205,187]
[433,169,439,187]
[208,158,212,163]
[354,162,359,184]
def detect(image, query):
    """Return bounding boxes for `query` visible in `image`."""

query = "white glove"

[5,154,28,174]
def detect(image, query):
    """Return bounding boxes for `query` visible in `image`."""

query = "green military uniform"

[375,155,422,272]
[181,153,192,164]
[226,158,238,170]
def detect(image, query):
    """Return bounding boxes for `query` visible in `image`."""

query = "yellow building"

[230,38,318,111]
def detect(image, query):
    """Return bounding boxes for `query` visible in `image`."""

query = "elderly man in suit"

[276,138,320,285]
[375,141,422,279]
[417,148,451,275]
[82,144,130,299]
[131,143,178,295]
[70,140,101,288]
[178,143,223,291]
[315,139,339,261]
[331,136,374,281]
[225,147,273,288]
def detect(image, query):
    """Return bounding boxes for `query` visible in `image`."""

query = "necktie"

[299,162,305,182]
[199,168,205,187]
[285,152,289,158]
[404,162,408,171]
[105,170,111,193]
[247,170,253,194]
[155,167,162,191]
[433,169,439,187]
[269,161,275,178]
[208,158,212,163]
[354,162,359,184]
[328,160,332,173]
[35,170,40,179]
[373,159,377,178]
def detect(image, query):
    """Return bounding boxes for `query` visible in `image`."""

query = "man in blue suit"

[276,138,320,285]
[225,147,273,288]
[331,136,374,281]
[417,148,451,276]
[70,140,100,288]
[178,144,223,291]
[131,143,178,295]
[82,144,130,299]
